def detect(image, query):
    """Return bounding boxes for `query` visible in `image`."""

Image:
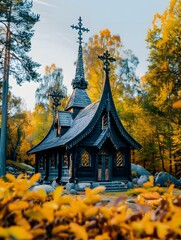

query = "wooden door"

[98,154,111,181]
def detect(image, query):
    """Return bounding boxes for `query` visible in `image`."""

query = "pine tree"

[0,0,40,83]
[0,0,40,176]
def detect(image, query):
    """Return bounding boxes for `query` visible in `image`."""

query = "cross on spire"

[49,91,65,109]
[71,16,89,45]
[98,50,116,73]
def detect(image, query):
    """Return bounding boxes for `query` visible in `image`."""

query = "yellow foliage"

[94,232,111,240]
[173,99,181,108]
[9,200,29,211]
[70,223,88,240]
[28,173,41,187]
[0,226,33,239]
[0,174,180,239]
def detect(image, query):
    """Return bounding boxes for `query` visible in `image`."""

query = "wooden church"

[28,17,141,188]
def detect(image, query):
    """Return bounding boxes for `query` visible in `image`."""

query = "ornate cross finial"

[71,16,89,45]
[49,91,65,108]
[98,50,116,73]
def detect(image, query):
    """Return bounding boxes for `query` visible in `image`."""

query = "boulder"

[66,183,75,192]
[6,166,15,172]
[31,184,54,194]
[127,181,134,189]
[137,175,149,187]
[131,164,151,177]
[75,182,91,191]
[69,189,79,195]
[132,178,138,184]
[154,171,181,187]
[51,180,59,188]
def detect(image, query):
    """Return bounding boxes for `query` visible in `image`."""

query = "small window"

[81,150,91,167]
[116,150,125,167]
[102,114,108,130]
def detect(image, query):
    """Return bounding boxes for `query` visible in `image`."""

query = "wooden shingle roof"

[28,101,99,154]
[65,88,91,110]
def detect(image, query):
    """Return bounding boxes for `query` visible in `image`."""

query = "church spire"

[71,17,89,89]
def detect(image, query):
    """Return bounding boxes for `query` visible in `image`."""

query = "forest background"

[0,0,181,177]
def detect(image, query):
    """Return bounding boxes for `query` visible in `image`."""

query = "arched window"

[116,150,125,167]
[81,150,91,167]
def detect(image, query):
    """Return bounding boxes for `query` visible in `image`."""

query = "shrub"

[0,173,180,239]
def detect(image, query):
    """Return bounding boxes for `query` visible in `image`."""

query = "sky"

[10,0,170,111]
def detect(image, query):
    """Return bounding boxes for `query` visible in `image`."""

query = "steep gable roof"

[28,101,99,154]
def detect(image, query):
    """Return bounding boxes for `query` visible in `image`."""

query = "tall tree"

[0,0,40,176]
[35,64,67,110]
[144,0,181,173]
[83,29,141,107]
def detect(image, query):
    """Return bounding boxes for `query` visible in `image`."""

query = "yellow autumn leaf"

[70,223,88,240]
[6,173,16,182]
[156,222,169,239]
[145,222,155,235]
[100,207,112,220]
[143,175,154,187]
[9,200,29,211]
[173,99,181,109]
[28,173,41,187]
[140,192,161,200]
[91,186,106,194]
[14,213,31,230]
[53,186,63,202]
[17,174,25,179]
[30,228,46,237]
[0,187,6,199]
[43,201,59,210]
[167,184,174,195]
[7,226,33,239]
[84,194,102,205]
[85,206,98,219]
[23,188,47,201]
[52,225,69,235]
[94,232,111,240]
[0,227,8,238]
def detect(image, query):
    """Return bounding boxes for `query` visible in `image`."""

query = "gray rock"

[131,164,151,177]
[127,181,134,189]
[6,166,15,172]
[69,189,79,195]
[51,180,59,188]
[66,183,75,192]
[75,182,91,191]
[132,178,138,184]
[154,171,181,187]
[31,184,54,194]
[43,180,51,184]
[137,175,149,187]
[29,182,40,191]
